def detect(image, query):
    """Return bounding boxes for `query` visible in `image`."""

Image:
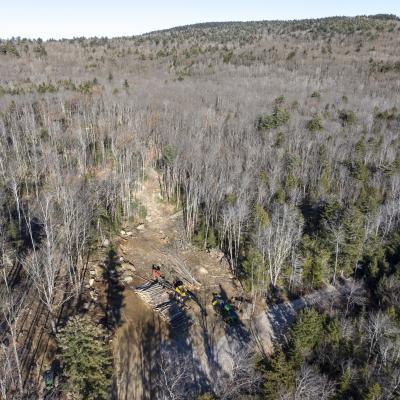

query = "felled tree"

[57,315,112,400]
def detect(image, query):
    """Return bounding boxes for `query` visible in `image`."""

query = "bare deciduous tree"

[259,204,303,287]
[0,269,27,399]
[155,352,192,400]
[292,365,335,400]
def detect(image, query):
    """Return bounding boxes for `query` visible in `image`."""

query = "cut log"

[132,283,190,329]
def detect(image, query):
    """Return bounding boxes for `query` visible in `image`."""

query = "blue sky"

[2,0,399,39]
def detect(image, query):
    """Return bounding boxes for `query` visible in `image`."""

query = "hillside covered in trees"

[1,14,400,399]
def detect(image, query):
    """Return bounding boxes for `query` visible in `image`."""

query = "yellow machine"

[174,279,188,302]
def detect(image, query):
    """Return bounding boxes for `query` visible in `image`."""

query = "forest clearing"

[100,166,349,399]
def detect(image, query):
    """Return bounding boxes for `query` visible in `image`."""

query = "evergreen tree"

[301,235,330,289]
[356,185,379,214]
[340,206,365,277]
[321,197,343,228]
[289,308,324,365]
[254,203,270,227]
[242,245,265,290]
[362,236,388,279]
[57,315,112,400]
[306,113,324,132]
[336,368,352,399]
[364,383,381,400]
[264,350,294,400]
[338,109,357,126]
[257,105,290,130]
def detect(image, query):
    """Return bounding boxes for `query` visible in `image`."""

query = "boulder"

[121,263,135,272]
[198,266,209,275]
[136,223,145,231]
[123,276,133,284]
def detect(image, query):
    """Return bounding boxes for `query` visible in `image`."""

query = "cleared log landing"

[134,282,190,331]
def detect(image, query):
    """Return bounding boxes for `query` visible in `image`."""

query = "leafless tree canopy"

[0,14,400,399]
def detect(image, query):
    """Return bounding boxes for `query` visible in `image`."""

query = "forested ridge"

[1,14,400,399]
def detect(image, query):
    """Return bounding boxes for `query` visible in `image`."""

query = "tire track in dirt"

[112,167,341,398]
[113,168,250,399]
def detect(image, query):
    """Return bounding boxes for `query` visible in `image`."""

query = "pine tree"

[364,383,381,400]
[306,113,324,132]
[57,315,112,399]
[289,308,324,365]
[242,245,264,290]
[254,203,270,227]
[340,206,365,276]
[321,197,343,227]
[301,235,330,289]
[362,236,388,279]
[336,368,352,399]
[264,350,294,400]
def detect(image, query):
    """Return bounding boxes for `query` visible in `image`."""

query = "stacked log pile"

[134,283,190,330]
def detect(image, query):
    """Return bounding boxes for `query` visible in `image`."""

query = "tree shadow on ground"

[192,285,253,398]
[197,288,222,377]
[116,312,163,400]
[102,248,124,330]
[114,286,215,399]
[165,300,213,399]
[266,298,306,345]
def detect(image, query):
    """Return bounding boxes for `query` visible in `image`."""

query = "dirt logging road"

[110,167,342,399]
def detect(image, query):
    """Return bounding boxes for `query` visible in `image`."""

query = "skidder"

[212,293,238,325]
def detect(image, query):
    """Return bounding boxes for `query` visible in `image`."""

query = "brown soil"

[110,166,348,399]
[111,168,261,399]
[113,290,168,399]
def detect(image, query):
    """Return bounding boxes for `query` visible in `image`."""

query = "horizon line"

[1,13,398,42]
